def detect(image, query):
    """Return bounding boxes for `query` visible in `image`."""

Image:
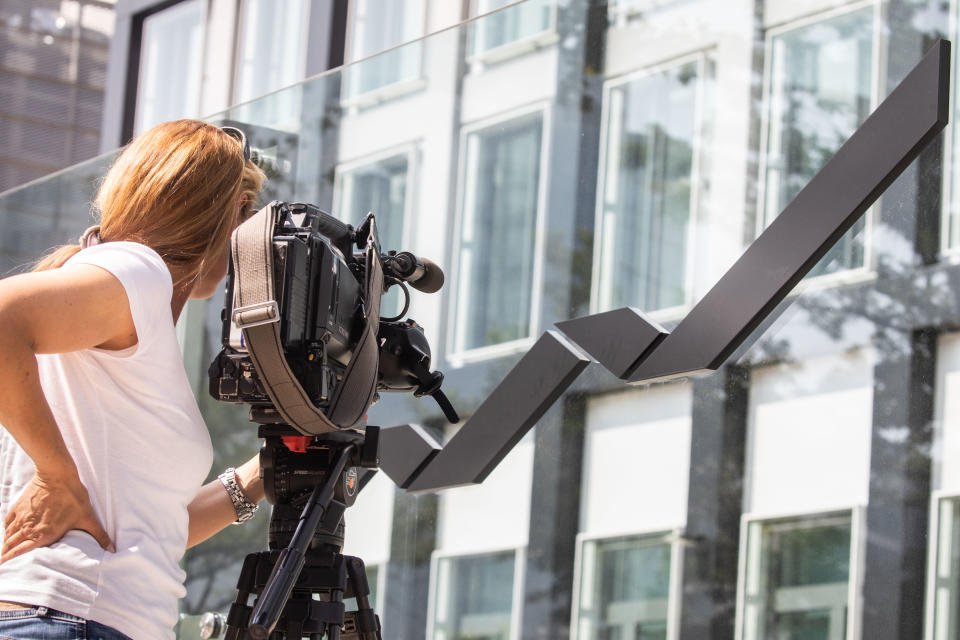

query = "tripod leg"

[342,556,382,640]
[224,552,260,640]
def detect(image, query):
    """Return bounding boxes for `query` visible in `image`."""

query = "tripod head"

[224,424,383,639]
[258,425,378,551]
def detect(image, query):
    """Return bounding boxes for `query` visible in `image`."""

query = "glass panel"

[742,513,852,640]
[577,535,672,640]
[434,551,516,640]
[134,0,204,133]
[597,58,702,312]
[345,0,424,97]
[454,112,542,352]
[471,0,552,55]
[763,7,874,276]
[1,4,956,640]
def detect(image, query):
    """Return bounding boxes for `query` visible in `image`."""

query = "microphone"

[388,251,445,293]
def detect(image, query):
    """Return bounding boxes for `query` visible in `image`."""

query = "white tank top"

[0,242,214,640]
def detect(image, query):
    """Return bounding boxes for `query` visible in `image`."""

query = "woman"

[0,120,268,640]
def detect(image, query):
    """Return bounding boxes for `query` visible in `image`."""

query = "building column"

[677,366,749,640]
[521,0,605,635]
[859,3,943,635]
[522,398,587,640]
[860,329,936,639]
[382,490,438,640]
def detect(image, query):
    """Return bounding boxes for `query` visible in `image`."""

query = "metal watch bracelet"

[218,467,259,524]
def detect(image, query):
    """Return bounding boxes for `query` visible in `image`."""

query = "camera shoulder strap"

[231,201,340,435]
[325,218,383,428]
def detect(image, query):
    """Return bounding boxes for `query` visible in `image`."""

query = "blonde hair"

[35,120,266,285]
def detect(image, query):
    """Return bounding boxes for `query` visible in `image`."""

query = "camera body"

[209,201,448,425]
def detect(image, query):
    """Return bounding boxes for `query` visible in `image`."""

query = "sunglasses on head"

[221,126,251,163]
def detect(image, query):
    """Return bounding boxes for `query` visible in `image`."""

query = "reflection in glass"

[454,113,542,353]
[337,153,411,316]
[597,59,703,313]
[763,7,874,276]
[434,550,517,640]
[470,0,553,55]
[346,0,424,97]
[135,0,204,134]
[742,513,851,640]
[576,535,672,640]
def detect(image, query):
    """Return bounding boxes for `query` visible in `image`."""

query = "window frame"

[426,546,527,640]
[755,0,884,290]
[132,0,209,135]
[569,529,685,640]
[466,0,559,68]
[940,0,960,259]
[923,490,960,640]
[734,507,866,640]
[341,0,429,106]
[588,50,711,320]
[230,0,311,107]
[331,142,420,249]
[446,102,552,365]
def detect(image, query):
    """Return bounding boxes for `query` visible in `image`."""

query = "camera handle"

[247,443,355,639]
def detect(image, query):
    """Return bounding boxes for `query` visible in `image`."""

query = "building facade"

[4,1,960,639]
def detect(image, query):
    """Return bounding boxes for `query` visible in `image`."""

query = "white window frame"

[467,0,559,68]
[447,102,552,365]
[607,0,688,28]
[426,546,527,640]
[331,142,421,250]
[230,0,311,106]
[924,490,960,640]
[341,0,429,107]
[734,507,866,640]
[588,50,711,321]
[756,0,884,291]
[940,0,960,259]
[569,529,685,640]
[133,0,209,135]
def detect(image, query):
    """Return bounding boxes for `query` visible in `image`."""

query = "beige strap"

[231,202,338,435]
[230,203,383,434]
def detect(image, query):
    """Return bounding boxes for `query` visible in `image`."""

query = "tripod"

[223,425,383,640]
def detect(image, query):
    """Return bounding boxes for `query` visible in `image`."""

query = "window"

[134,0,205,134]
[345,0,424,98]
[337,152,412,317]
[432,550,520,640]
[761,6,876,277]
[453,111,544,354]
[574,533,675,640]
[740,512,853,640]
[595,57,706,314]
[929,494,960,639]
[234,0,308,104]
[470,0,553,56]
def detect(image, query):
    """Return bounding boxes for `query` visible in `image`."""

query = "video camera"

[208,200,457,430]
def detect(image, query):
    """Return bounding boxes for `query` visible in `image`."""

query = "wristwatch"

[218,467,259,524]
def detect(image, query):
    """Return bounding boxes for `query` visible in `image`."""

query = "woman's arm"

[0,264,137,563]
[186,454,264,548]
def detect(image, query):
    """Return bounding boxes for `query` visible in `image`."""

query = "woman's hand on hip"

[1,469,114,564]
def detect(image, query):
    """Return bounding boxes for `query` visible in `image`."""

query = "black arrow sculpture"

[380,40,952,493]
